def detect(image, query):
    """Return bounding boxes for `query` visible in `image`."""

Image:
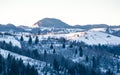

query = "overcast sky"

[0,0,120,26]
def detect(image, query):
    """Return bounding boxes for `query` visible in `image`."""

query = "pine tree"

[7,54,12,69]
[106,69,113,75]
[38,30,41,35]
[50,44,53,49]
[2,41,6,49]
[44,50,47,56]
[92,56,96,68]
[69,44,73,48]
[33,50,39,58]
[26,63,31,75]
[0,54,38,75]
[106,26,111,33]
[30,66,37,75]
[62,43,65,48]
[8,41,13,51]
[0,54,3,74]
[79,46,83,57]
[117,62,119,72]
[35,36,39,44]
[44,50,47,60]
[28,36,32,45]
[18,58,24,75]
[91,69,98,75]
[9,41,12,46]
[20,36,24,41]
[53,59,59,71]
[53,49,56,54]
[75,49,77,55]
[85,55,88,62]
[10,57,18,75]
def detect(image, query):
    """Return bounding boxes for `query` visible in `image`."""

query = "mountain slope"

[112,30,120,37]
[41,31,120,45]
[73,24,108,29]
[34,18,70,28]
[67,31,120,45]
[0,24,24,32]
[17,25,32,31]
[0,48,46,74]
[0,35,21,48]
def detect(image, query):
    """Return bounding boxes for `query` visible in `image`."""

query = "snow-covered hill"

[33,18,70,28]
[38,31,120,45]
[15,30,120,45]
[0,35,21,48]
[0,48,46,74]
[67,31,120,45]
[0,23,24,32]
[0,30,120,75]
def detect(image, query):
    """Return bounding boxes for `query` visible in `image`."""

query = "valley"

[0,18,120,75]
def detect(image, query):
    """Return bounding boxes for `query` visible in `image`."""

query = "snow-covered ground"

[0,35,21,48]
[0,48,46,75]
[16,30,120,46]
[0,30,120,75]
[34,31,120,45]
[90,28,106,32]
[67,31,120,45]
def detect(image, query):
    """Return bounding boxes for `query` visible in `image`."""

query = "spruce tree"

[0,54,38,75]
[50,44,53,49]
[69,44,73,48]
[53,59,59,71]
[75,49,77,55]
[8,41,13,51]
[79,46,83,57]
[53,49,56,54]
[92,56,96,68]
[106,69,113,75]
[30,66,37,75]
[44,50,47,56]
[0,54,3,74]
[20,36,24,41]
[117,62,119,72]
[26,63,31,75]
[38,31,41,35]
[85,55,88,62]
[44,50,47,60]
[62,43,65,48]
[2,41,6,49]
[35,36,39,44]
[28,36,32,45]
[91,69,98,75]
[33,50,39,58]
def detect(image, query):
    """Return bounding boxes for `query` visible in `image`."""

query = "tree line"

[0,53,38,75]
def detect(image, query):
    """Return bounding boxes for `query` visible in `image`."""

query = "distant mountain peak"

[33,18,70,28]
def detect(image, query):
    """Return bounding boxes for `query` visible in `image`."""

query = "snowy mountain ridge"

[33,18,70,28]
